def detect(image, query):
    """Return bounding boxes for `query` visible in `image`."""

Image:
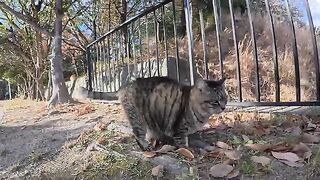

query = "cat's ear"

[195,79,207,89]
[217,77,226,85]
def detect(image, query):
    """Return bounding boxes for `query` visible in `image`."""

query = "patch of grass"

[308,146,320,177]
[239,160,257,176]
[76,153,153,180]
[29,152,43,163]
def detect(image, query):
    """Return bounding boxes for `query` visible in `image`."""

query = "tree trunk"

[46,70,52,101]
[48,0,73,106]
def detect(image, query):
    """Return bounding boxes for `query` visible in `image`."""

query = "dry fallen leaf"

[251,156,271,166]
[245,143,271,151]
[97,135,107,145]
[227,169,240,179]
[94,122,108,132]
[208,149,225,158]
[279,160,304,167]
[216,141,232,150]
[271,151,300,162]
[149,138,157,148]
[292,142,312,159]
[301,133,320,143]
[151,165,164,177]
[211,121,229,130]
[143,151,157,158]
[210,164,234,178]
[223,159,235,165]
[306,122,317,131]
[74,104,94,116]
[156,145,177,153]
[224,150,242,160]
[270,142,291,152]
[176,148,195,159]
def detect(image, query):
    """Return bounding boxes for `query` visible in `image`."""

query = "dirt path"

[0,99,320,179]
[0,100,125,178]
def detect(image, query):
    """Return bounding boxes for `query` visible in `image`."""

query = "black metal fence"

[86,0,320,106]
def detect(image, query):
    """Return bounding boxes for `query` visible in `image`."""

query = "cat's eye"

[206,101,219,106]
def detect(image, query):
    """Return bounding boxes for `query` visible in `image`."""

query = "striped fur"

[118,76,227,151]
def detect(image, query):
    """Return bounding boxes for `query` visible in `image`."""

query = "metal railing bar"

[304,0,320,100]
[246,0,260,102]
[229,0,242,102]
[199,9,208,79]
[265,0,280,102]
[162,5,169,78]
[86,47,93,92]
[87,0,173,48]
[184,0,196,85]
[212,0,223,78]
[172,0,180,82]
[107,37,112,92]
[154,10,160,76]
[131,23,138,78]
[138,18,144,78]
[102,40,107,92]
[285,0,300,102]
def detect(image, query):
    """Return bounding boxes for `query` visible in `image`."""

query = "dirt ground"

[0,99,320,180]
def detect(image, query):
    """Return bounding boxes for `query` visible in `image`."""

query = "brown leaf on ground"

[245,143,272,151]
[292,143,312,159]
[143,151,157,158]
[250,156,271,166]
[301,133,320,143]
[93,122,108,132]
[156,145,176,153]
[207,149,225,158]
[97,135,107,145]
[151,165,164,177]
[271,151,300,162]
[306,122,317,131]
[216,141,232,150]
[209,164,234,178]
[224,150,242,160]
[270,142,291,152]
[74,104,94,116]
[211,121,229,130]
[176,148,194,159]
[223,159,235,165]
[227,169,240,179]
[279,160,304,167]
[149,138,157,148]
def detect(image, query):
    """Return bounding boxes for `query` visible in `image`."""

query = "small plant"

[239,160,257,176]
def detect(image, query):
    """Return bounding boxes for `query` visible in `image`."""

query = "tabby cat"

[118,76,227,151]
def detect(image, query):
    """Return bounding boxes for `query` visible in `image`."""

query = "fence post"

[184,0,196,85]
[86,47,93,92]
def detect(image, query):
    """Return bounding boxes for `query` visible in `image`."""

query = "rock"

[130,151,189,175]
[107,123,133,135]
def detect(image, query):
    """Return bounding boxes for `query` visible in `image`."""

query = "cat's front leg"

[172,133,189,148]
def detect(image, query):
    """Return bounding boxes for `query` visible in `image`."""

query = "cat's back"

[119,77,180,94]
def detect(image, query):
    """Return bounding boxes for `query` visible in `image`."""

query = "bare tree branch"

[0,2,54,37]
[62,38,85,52]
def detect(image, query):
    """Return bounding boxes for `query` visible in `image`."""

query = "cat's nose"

[219,101,226,111]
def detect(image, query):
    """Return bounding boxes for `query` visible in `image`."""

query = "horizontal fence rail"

[86,0,320,106]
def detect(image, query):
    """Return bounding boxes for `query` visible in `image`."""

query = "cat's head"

[190,77,227,115]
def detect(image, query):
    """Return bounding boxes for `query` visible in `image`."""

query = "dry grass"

[2,98,45,111]
[168,14,320,102]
